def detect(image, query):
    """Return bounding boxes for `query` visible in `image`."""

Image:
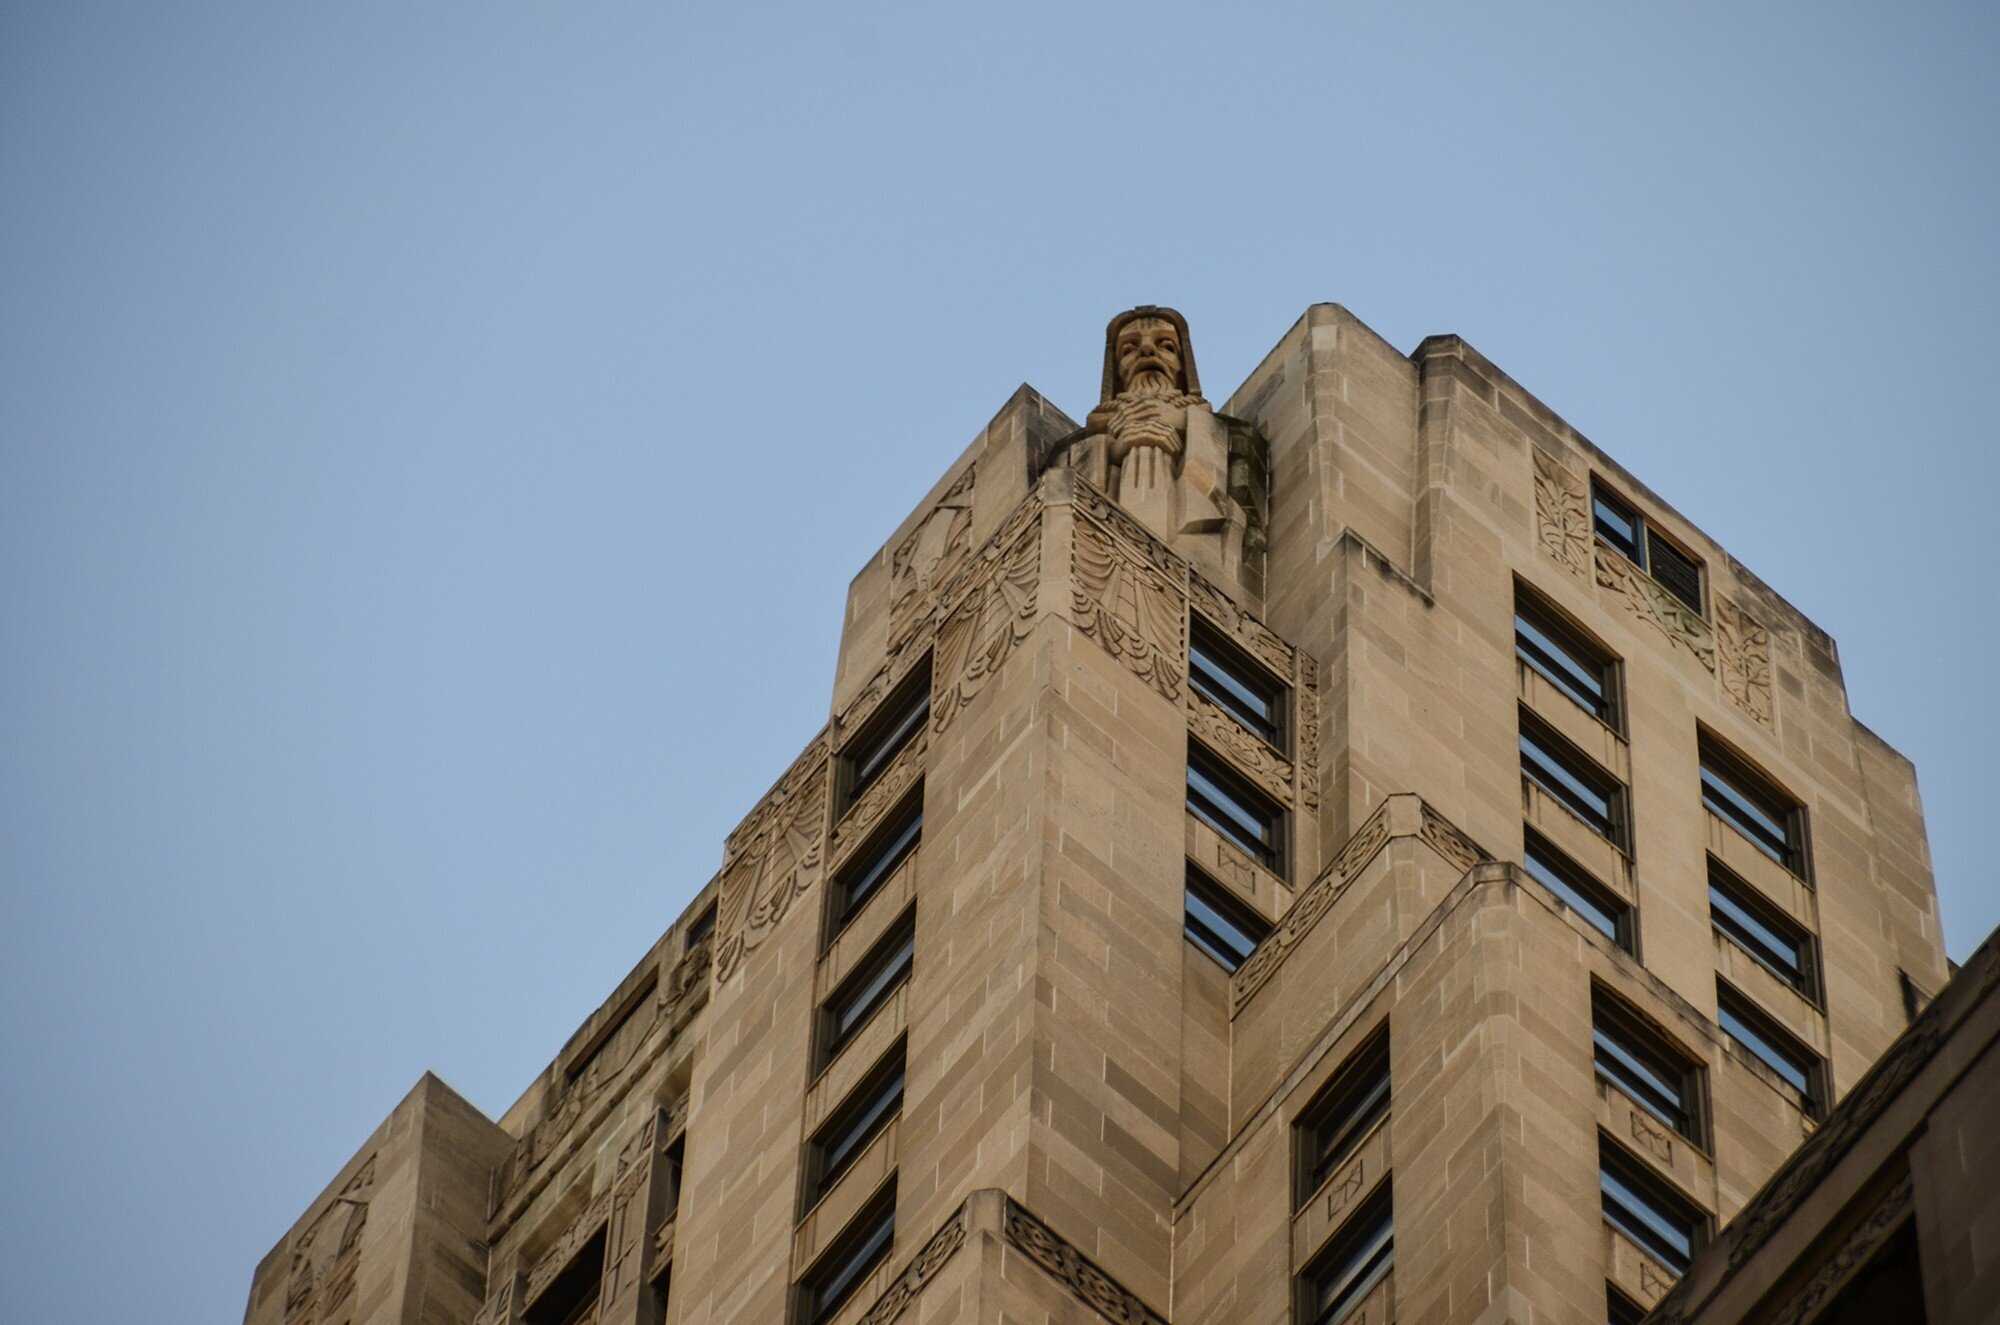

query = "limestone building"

[244,304,1959,1325]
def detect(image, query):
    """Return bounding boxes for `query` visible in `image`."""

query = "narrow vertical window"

[1297,1186,1393,1325]
[837,661,930,816]
[818,914,915,1070]
[1699,735,1806,878]
[827,792,922,940]
[1717,980,1828,1118]
[1519,713,1629,850]
[522,1227,608,1325]
[1592,479,1705,613]
[1709,860,1818,1000]
[804,1042,905,1211]
[1515,585,1621,728]
[685,900,716,950]
[1187,744,1285,874]
[795,1182,895,1325]
[1599,1142,1706,1275]
[1189,618,1288,750]
[1524,830,1633,951]
[1184,867,1271,973]
[1592,987,1704,1146]
[1295,1027,1391,1205]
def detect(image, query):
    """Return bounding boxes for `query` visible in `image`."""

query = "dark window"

[819,914,915,1069]
[1524,831,1633,951]
[564,971,659,1090]
[805,1042,904,1211]
[796,1182,895,1325]
[1709,861,1817,1000]
[1190,618,1288,750]
[685,901,716,950]
[1296,1027,1390,1205]
[662,1135,685,1213]
[1593,480,1705,613]
[1718,981,1827,1118]
[828,794,922,940]
[839,662,930,815]
[523,1226,607,1325]
[1593,988,1704,1146]
[1816,1218,1927,1325]
[1184,867,1271,973]
[1607,1284,1648,1325]
[1700,736,1806,877]
[1519,714,1628,849]
[1515,587,1620,727]
[1600,1141,1706,1275]
[1187,744,1285,875]
[1297,1185,1393,1325]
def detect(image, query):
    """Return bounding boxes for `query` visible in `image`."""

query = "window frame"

[1717,979,1828,1119]
[817,912,916,1072]
[836,660,931,818]
[1591,985,1706,1149]
[1294,1025,1391,1208]
[826,790,923,945]
[1523,829,1635,953]
[1187,742,1287,876]
[1183,866,1272,973]
[1519,711,1630,851]
[1514,582,1623,731]
[1708,858,1820,1003]
[794,1181,896,1325]
[1295,1183,1394,1325]
[1592,478,1706,615]
[1599,1139,1708,1276]
[684,900,716,951]
[1188,616,1290,752]
[803,1040,905,1214]
[1699,733,1808,880]
[522,1225,608,1325]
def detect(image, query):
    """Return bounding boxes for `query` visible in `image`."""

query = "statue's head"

[1100,305,1200,402]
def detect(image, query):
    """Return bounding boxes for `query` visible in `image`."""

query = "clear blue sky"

[3,3,1994,1320]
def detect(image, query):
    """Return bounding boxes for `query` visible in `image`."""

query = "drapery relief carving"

[854,1204,969,1325]
[1072,511,1185,702]
[1595,548,1717,672]
[1189,690,1291,802]
[1231,798,1489,1015]
[1532,447,1592,581]
[830,730,926,864]
[887,463,976,656]
[932,510,1041,736]
[285,1157,375,1323]
[1003,1197,1168,1325]
[1075,479,1183,581]
[1715,597,1774,727]
[715,740,830,982]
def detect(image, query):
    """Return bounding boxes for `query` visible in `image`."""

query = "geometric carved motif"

[932,509,1041,736]
[1596,548,1716,673]
[285,1156,375,1324]
[714,739,830,982]
[888,464,976,657]
[1231,800,1394,1014]
[1072,510,1185,703]
[1532,447,1592,582]
[1002,1197,1168,1325]
[852,1203,969,1325]
[1715,596,1774,727]
[1188,689,1291,802]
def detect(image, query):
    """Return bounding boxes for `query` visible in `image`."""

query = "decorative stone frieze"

[1188,690,1291,802]
[1532,446,1592,581]
[852,1203,968,1325]
[1002,1197,1168,1325]
[829,730,926,865]
[932,508,1040,736]
[1071,508,1185,702]
[284,1157,374,1324]
[715,738,830,982]
[887,462,976,656]
[1595,546,1717,672]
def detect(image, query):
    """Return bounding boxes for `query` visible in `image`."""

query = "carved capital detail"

[932,510,1040,736]
[1715,597,1774,727]
[1002,1198,1167,1325]
[715,739,830,982]
[1072,511,1185,702]
[1595,548,1716,672]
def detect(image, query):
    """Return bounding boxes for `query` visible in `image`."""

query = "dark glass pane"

[1187,753,1281,870]
[1190,632,1284,747]
[1515,610,1611,722]
[1600,1155,1696,1273]
[1299,1032,1391,1200]
[1524,837,1626,945]
[1520,726,1621,844]
[804,1197,895,1324]
[1309,1074,1389,1191]
[1608,1285,1648,1325]
[813,1062,904,1202]
[1710,871,1808,990]
[824,926,915,1061]
[685,902,716,948]
[1184,876,1269,973]
[1647,534,1704,612]
[1593,489,1644,562]
[1593,1028,1691,1140]
[848,690,929,802]
[835,806,922,931]
[1303,1193,1394,1325]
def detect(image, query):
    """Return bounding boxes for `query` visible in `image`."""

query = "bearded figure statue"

[1054,306,1268,591]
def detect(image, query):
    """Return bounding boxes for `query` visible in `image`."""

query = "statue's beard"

[1121,367,1176,399]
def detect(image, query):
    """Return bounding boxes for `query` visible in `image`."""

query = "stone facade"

[242,304,1964,1325]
